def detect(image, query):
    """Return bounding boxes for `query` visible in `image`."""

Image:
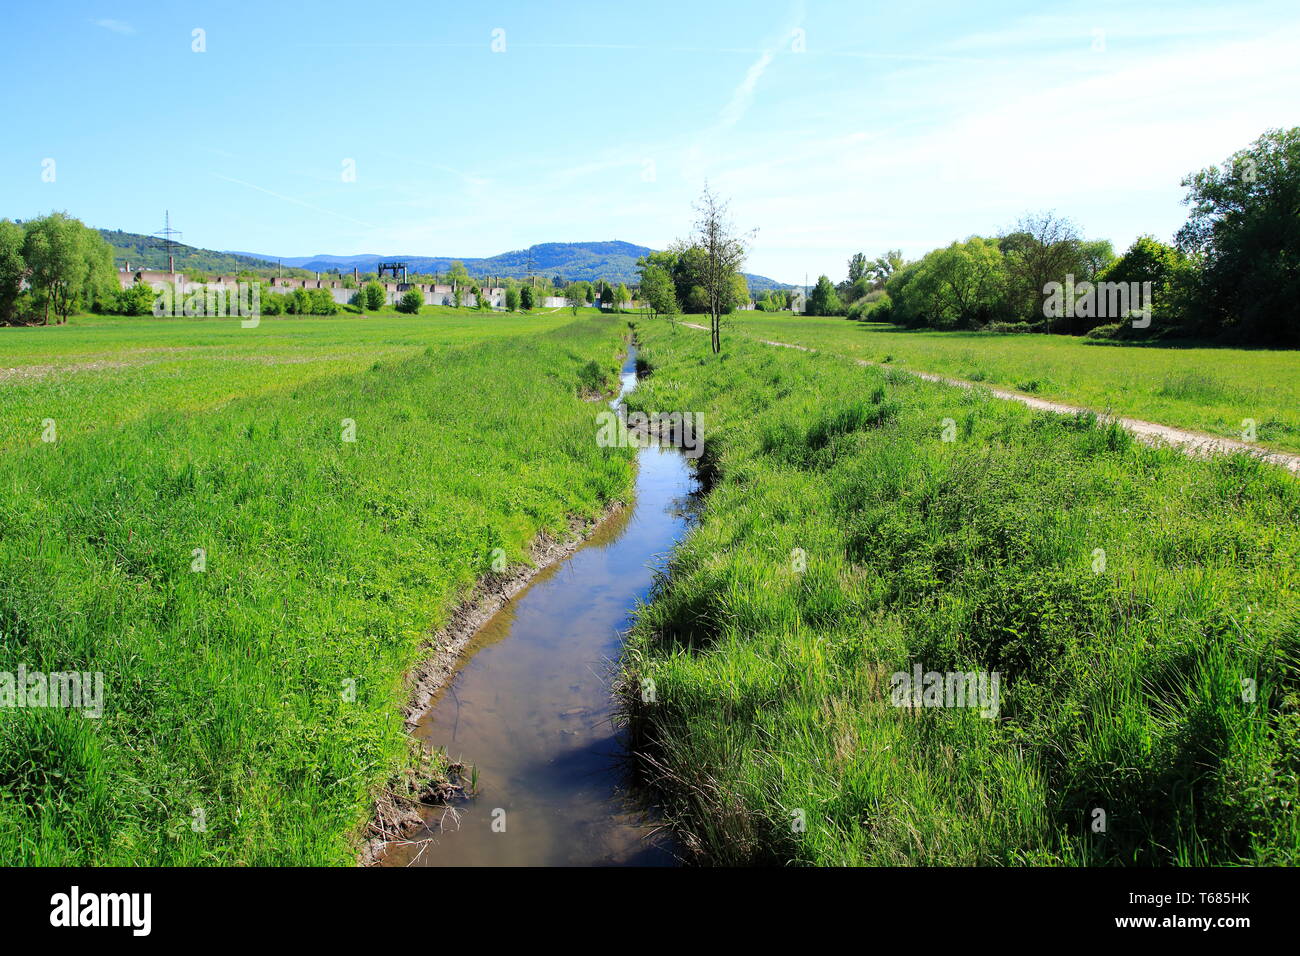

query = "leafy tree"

[564,280,593,307]
[806,275,844,316]
[1100,236,1191,330]
[921,237,1008,328]
[613,282,630,313]
[21,212,115,324]
[362,281,386,310]
[565,285,585,314]
[0,219,27,325]
[729,273,750,312]
[396,288,423,314]
[519,285,536,311]
[1079,239,1116,281]
[1176,127,1300,344]
[505,286,520,311]
[848,252,869,283]
[638,261,678,325]
[868,249,906,289]
[447,261,471,288]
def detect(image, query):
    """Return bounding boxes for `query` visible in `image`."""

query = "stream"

[379,344,695,866]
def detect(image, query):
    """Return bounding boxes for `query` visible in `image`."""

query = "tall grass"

[726,313,1300,452]
[619,322,1300,865]
[0,317,634,864]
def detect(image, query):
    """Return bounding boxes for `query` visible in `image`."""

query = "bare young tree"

[1000,211,1083,330]
[692,184,753,354]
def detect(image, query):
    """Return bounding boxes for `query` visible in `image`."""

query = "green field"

[0,310,634,864]
[714,313,1300,453]
[620,319,1300,865]
[0,306,596,450]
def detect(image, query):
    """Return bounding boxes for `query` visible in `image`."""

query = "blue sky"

[3,0,1298,282]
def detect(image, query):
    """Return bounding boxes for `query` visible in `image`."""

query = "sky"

[2,0,1298,283]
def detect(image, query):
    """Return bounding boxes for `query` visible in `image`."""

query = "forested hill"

[99,230,789,290]
[100,230,280,274]
[228,240,790,291]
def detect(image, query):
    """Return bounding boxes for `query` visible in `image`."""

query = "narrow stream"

[380,344,695,866]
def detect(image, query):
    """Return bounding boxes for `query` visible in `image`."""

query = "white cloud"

[93,19,135,35]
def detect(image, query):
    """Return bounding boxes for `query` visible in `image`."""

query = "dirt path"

[679,322,1300,475]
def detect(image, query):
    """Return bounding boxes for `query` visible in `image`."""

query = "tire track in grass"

[679,321,1300,474]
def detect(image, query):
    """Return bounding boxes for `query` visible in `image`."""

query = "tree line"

[0,213,119,325]
[803,127,1300,346]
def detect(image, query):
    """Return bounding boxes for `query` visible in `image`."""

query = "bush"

[985,321,1033,334]
[114,282,156,317]
[396,288,423,314]
[1085,322,1123,340]
[362,281,386,311]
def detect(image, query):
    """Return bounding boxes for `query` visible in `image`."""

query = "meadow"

[620,320,1300,865]
[0,310,634,864]
[721,313,1300,454]
[0,306,594,450]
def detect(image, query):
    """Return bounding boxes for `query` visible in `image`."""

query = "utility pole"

[153,210,182,274]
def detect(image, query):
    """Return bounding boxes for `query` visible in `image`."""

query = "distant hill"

[100,230,282,274]
[227,240,791,292]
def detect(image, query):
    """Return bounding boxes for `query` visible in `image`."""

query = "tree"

[1099,236,1190,331]
[1176,126,1300,344]
[692,183,752,353]
[638,260,678,326]
[447,261,471,288]
[396,288,423,314]
[505,286,521,311]
[806,275,844,316]
[519,285,536,311]
[21,212,115,325]
[0,219,27,325]
[565,285,585,315]
[362,281,386,311]
[613,282,630,313]
[1001,211,1084,329]
[868,249,906,290]
[1079,239,1116,281]
[848,252,869,284]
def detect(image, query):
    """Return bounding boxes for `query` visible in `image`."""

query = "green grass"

[619,320,1300,866]
[0,313,634,864]
[712,312,1300,453]
[0,308,580,450]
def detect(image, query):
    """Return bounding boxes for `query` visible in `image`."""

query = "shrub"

[1085,322,1123,340]
[362,281,386,311]
[114,282,157,317]
[985,321,1033,334]
[396,288,423,314]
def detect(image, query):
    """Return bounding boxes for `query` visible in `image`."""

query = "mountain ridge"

[223,239,790,291]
